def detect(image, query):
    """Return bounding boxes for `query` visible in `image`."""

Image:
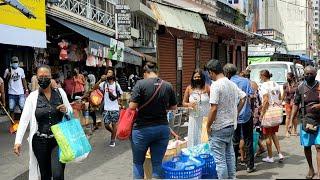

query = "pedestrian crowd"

[1,55,319,179]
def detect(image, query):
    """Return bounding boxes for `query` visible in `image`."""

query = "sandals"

[306,173,315,179]
[255,148,266,157]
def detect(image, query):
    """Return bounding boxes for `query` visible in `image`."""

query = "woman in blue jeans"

[129,62,177,179]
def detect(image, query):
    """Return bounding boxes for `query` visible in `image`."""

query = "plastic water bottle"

[84,110,90,125]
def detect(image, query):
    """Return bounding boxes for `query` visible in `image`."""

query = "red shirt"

[64,79,74,95]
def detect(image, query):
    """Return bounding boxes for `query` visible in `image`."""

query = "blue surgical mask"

[11,63,19,69]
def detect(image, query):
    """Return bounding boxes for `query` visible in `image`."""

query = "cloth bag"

[261,104,283,128]
[51,115,92,163]
[116,80,163,140]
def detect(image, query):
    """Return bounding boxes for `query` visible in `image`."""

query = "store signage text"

[116,5,131,40]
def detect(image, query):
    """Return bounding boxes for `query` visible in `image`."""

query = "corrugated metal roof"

[205,14,253,37]
[150,3,207,35]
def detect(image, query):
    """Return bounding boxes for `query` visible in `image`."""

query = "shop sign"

[108,39,124,62]
[116,4,131,40]
[89,41,108,58]
[0,0,46,48]
[177,39,183,70]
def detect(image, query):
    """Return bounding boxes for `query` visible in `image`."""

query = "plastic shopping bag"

[51,115,92,163]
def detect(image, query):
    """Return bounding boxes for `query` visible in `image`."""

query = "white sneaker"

[279,153,284,162]
[262,157,274,163]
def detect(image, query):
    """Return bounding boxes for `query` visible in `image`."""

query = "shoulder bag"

[261,82,283,128]
[116,80,164,140]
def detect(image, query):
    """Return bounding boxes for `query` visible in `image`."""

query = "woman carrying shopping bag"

[259,70,284,163]
[13,65,73,180]
[128,62,178,179]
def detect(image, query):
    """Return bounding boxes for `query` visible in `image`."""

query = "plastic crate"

[198,154,218,179]
[162,156,205,179]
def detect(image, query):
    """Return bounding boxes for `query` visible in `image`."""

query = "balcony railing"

[56,0,115,29]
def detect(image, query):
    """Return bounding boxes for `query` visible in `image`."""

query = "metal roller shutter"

[182,39,196,94]
[158,35,177,90]
[200,41,212,69]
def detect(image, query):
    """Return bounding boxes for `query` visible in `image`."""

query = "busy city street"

[0,116,317,180]
[2,0,320,179]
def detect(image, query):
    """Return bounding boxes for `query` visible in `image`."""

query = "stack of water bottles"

[182,143,218,179]
[162,154,205,179]
[162,143,218,179]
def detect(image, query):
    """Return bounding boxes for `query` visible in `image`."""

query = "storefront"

[44,16,144,86]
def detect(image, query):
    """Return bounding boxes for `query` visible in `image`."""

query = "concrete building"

[313,0,320,31]
[278,0,314,58]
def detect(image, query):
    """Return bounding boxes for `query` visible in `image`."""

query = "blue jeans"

[131,125,170,179]
[209,126,236,179]
[8,94,25,112]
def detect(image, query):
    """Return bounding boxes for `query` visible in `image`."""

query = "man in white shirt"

[3,56,28,119]
[206,59,246,179]
[93,67,123,147]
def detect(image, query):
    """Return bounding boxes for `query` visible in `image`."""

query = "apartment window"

[234,0,239,3]
[315,7,319,10]
[316,18,319,21]
[315,12,319,16]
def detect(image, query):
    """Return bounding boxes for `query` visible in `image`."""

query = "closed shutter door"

[200,41,212,68]
[182,39,196,94]
[158,35,177,90]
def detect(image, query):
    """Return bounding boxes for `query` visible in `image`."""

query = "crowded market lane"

[0,115,316,180]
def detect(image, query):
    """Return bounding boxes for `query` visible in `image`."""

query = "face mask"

[305,75,316,84]
[194,79,202,85]
[11,63,18,69]
[107,76,113,81]
[38,77,51,89]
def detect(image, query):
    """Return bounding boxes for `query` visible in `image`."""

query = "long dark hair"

[191,69,205,89]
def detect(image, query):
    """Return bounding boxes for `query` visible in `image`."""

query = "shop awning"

[124,47,143,66]
[144,54,157,64]
[1,0,36,19]
[50,16,111,46]
[204,14,252,37]
[150,3,207,35]
[249,33,284,46]
[248,56,271,65]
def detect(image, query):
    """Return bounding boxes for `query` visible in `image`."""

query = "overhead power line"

[278,0,313,9]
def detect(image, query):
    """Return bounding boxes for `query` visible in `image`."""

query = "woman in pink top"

[72,68,85,99]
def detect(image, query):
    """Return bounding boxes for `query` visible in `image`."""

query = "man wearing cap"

[4,56,28,119]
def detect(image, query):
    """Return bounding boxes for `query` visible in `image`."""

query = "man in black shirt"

[129,62,177,179]
[290,66,320,179]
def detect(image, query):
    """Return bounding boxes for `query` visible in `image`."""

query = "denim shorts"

[103,110,119,124]
[8,94,25,112]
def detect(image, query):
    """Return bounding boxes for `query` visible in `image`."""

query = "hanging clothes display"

[58,39,69,60]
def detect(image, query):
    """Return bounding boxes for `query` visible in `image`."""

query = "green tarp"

[248,57,271,65]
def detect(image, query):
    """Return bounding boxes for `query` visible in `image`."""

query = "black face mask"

[305,75,316,85]
[107,76,114,81]
[194,79,202,85]
[38,77,51,89]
